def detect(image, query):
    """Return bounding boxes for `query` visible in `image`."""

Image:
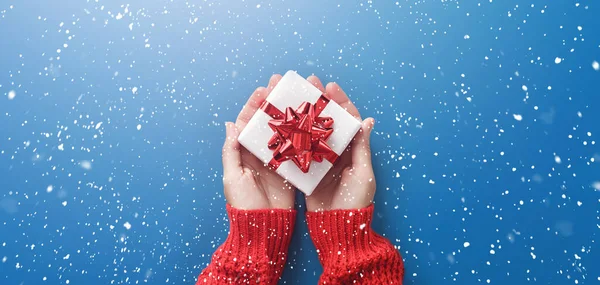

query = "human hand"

[305,76,376,212]
[222,74,295,210]
[306,76,376,212]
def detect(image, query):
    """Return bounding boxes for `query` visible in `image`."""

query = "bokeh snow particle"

[80,160,92,170]
[513,114,523,121]
[7,90,16,100]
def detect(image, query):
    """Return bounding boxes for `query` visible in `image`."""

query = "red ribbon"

[259,95,338,173]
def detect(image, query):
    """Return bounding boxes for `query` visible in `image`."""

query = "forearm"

[307,204,404,285]
[197,205,296,285]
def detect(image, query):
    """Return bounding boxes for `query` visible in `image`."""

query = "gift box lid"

[238,70,361,195]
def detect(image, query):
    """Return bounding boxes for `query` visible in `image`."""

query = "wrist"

[306,204,394,264]
[199,205,297,285]
[222,204,296,264]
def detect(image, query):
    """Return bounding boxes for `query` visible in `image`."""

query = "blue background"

[1,0,599,284]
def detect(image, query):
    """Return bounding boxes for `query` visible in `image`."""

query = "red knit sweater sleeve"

[196,204,296,285]
[306,204,404,284]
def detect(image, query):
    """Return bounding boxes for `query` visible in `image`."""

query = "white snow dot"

[593,181,600,191]
[62,201,68,206]
[359,223,367,230]
[554,57,562,64]
[513,114,523,121]
[464,34,470,39]
[132,87,138,94]
[124,222,132,230]
[46,185,53,193]
[554,155,562,164]
[137,124,142,130]
[464,242,470,248]
[58,144,64,151]
[7,90,16,100]
[80,160,92,170]
[522,85,528,91]
[592,61,599,71]
[256,4,261,8]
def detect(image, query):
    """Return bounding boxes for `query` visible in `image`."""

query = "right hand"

[304,76,377,212]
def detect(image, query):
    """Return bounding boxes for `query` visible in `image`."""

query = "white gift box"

[238,70,361,196]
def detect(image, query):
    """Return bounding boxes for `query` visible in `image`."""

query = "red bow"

[262,98,338,173]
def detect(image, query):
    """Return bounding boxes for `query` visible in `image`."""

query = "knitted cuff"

[222,204,296,266]
[306,204,392,265]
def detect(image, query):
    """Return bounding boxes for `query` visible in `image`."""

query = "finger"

[222,122,243,183]
[325,82,361,119]
[235,86,268,130]
[267,74,283,92]
[307,75,326,92]
[235,74,281,130]
[351,118,375,169]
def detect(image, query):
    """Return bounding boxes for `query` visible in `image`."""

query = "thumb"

[351,117,375,169]
[222,122,242,184]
